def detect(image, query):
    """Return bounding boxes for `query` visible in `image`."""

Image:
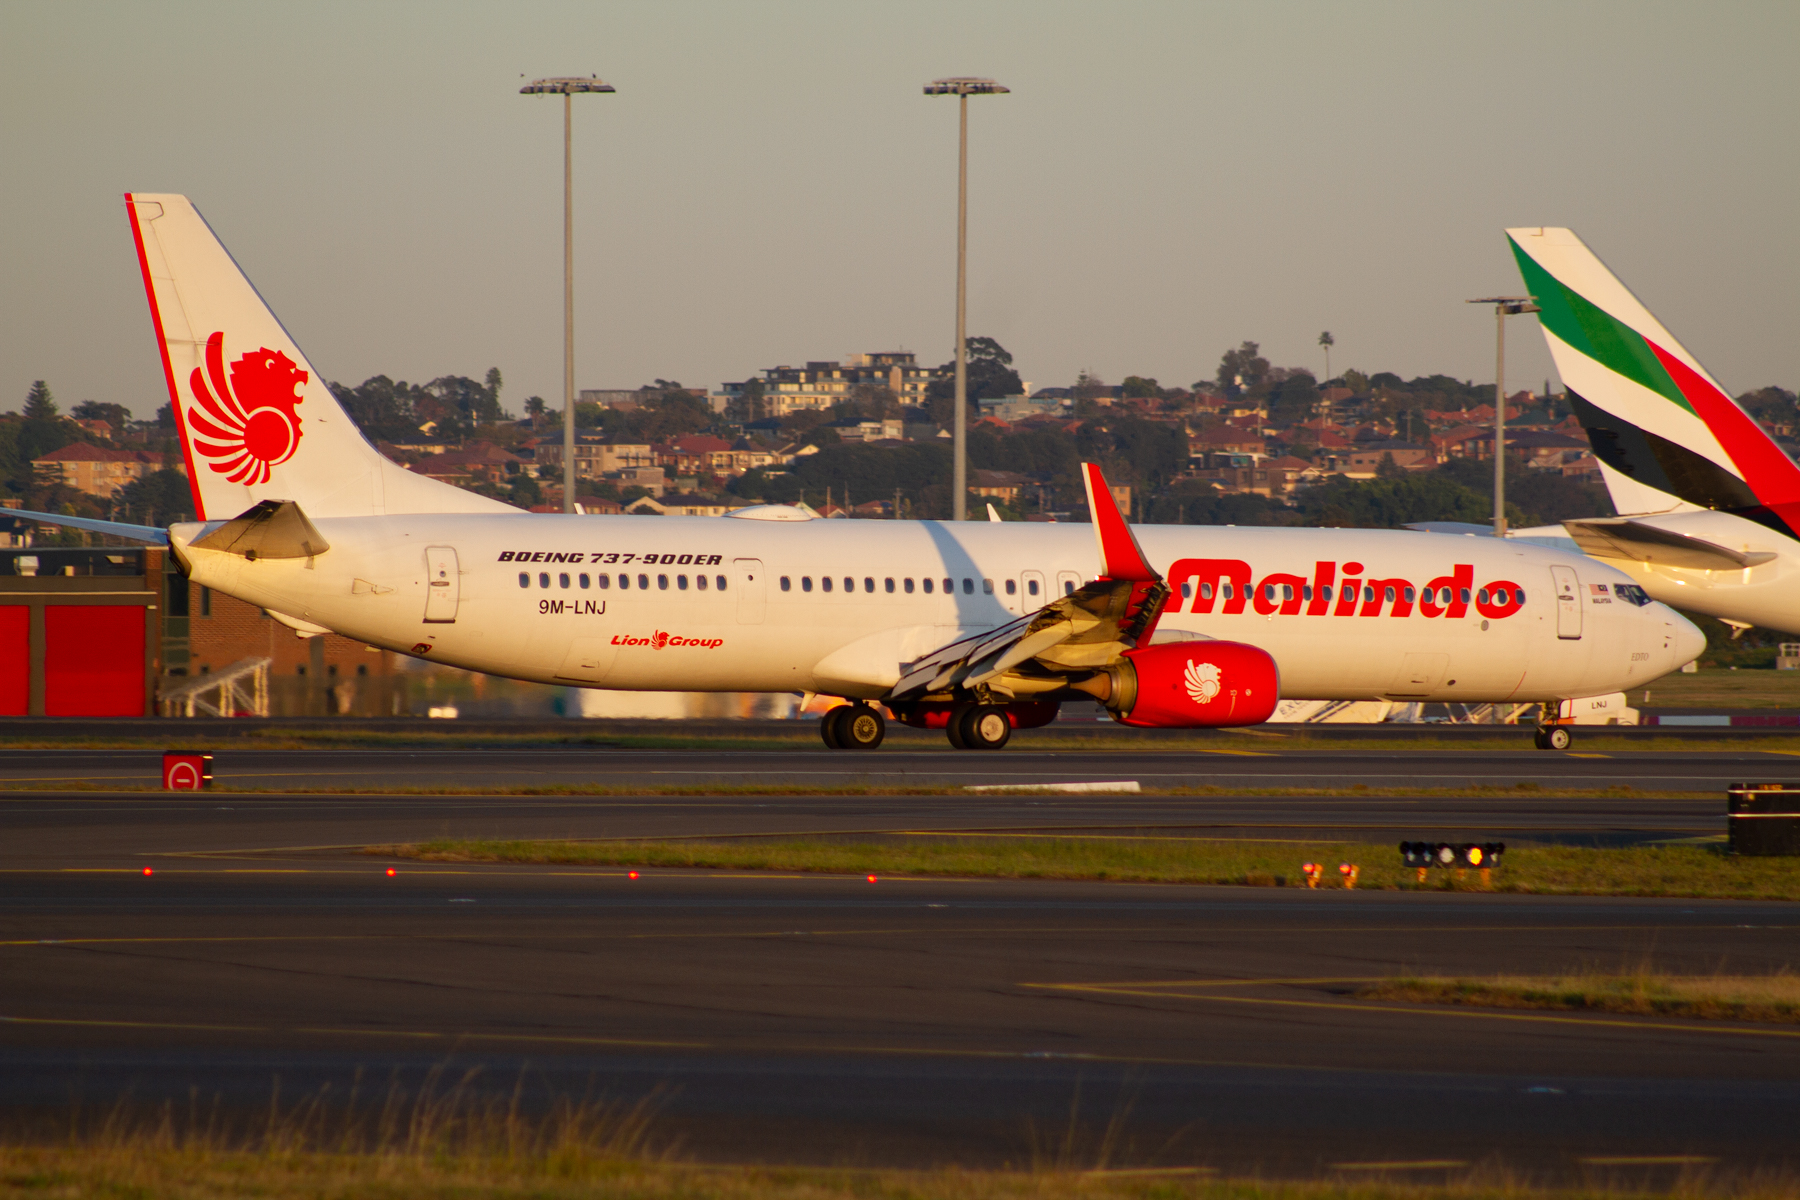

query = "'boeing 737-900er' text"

[9,195,1704,750]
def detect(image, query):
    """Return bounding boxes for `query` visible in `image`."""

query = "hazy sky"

[3,0,1795,419]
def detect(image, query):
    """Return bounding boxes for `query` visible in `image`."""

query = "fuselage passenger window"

[518,573,529,588]
[822,576,834,593]
[539,573,550,588]
[1005,579,1017,595]
[904,578,915,593]
[801,576,812,592]
[1027,579,1039,596]
[961,578,972,595]
[717,575,728,591]
[781,576,791,591]
[885,578,895,593]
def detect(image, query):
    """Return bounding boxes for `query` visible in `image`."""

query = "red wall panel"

[45,606,145,717]
[0,606,26,716]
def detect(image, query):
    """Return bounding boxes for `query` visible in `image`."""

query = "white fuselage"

[170,515,1701,704]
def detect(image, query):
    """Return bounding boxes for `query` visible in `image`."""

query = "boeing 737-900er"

[1497,227,1800,638]
[9,195,1704,751]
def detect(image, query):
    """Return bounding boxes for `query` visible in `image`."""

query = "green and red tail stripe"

[1508,227,1800,543]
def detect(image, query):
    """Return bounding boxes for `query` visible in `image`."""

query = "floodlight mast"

[1467,296,1541,538]
[924,77,1008,521]
[521,76,616,514]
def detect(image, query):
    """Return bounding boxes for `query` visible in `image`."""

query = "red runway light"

[385,868,396,877]
[142,867,153,877]
[867,874,878,883]
[628,871,639,880]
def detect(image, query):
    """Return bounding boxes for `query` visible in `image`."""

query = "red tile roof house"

[407,443,522,487]
[1188,426,1268,458]
[31,443,168,497]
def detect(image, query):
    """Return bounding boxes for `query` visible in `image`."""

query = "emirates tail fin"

[1507,227,1800,541]
[125,194,515,520]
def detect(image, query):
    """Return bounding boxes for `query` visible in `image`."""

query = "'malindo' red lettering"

[611,632,724,649]
[1164,559,1525,620]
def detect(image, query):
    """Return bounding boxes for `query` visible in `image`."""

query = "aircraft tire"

[1534,725,1572,750]
[945,704,971,750]
[841,704,886,750]
[820,705,848,749]
[961,705,1013,750]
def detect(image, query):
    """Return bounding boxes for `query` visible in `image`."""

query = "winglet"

[1081,463,1159,581]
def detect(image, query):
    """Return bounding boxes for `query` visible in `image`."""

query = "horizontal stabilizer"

[191,499,331,559]
[1,509,170,545]
[1562,517,1776,571]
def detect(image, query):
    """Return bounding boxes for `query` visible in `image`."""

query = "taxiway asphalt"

[3,743,1799,796]
[1,771,1796,1179]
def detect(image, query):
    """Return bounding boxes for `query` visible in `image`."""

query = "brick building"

[180,581,403,716]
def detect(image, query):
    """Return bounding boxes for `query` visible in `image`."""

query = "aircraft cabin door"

[423,546,460,623]
[1550,564,1582,639]
[734,558,765,625]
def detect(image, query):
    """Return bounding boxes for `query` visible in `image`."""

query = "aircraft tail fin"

[1507,227,1800,541]
[125,194,515,520]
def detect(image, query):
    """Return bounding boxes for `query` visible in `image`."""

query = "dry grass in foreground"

[375,838,1800,902]
[3,1147,1796,1200]
[1360,972,1800,1023]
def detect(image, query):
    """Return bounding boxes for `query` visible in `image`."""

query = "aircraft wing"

[886,463,1170,702]
[2,508,170,545]
[1562,517,1777,570]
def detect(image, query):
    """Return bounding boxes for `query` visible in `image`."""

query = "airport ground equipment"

[1727,784,1800,856]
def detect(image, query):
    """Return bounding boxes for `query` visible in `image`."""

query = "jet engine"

[1078,641,1279,728]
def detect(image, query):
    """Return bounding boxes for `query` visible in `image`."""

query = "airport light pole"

[522,75,615,513]
[1467,296,1540,538]
[925,77,1008,521]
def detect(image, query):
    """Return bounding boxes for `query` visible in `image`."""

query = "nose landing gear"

[1534,724,1572,750]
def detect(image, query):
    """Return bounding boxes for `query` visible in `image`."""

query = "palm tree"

[1318,332,1335,382]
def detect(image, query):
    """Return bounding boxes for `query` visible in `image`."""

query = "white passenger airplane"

[1504,227,1800,636]
[14,196,1704,750]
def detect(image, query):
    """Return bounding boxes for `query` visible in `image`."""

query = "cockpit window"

[1614,583,1653,607]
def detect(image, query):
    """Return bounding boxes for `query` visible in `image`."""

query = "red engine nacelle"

[1103,641,1279,728]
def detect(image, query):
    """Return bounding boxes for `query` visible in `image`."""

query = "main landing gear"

[820,703,886,750]
[947,704,1012,751]
[1534,724,1572,750]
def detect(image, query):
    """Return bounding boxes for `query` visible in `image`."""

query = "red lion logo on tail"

[186,331,305,486]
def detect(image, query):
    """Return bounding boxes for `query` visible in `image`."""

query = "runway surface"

[3,771,1797,1180]
[5,743,1800,795]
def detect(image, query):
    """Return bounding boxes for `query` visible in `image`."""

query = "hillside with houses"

[6,343,1798,548]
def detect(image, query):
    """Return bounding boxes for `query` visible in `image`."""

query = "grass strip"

[0,1147,1774,1200]
[374,838,1800,901]
[1359,973,1800,1024]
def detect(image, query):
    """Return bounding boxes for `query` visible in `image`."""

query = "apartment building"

[717,352,944,417]
[31,443,168,497]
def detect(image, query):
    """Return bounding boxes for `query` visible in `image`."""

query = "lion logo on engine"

[1184,659,1221,706]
